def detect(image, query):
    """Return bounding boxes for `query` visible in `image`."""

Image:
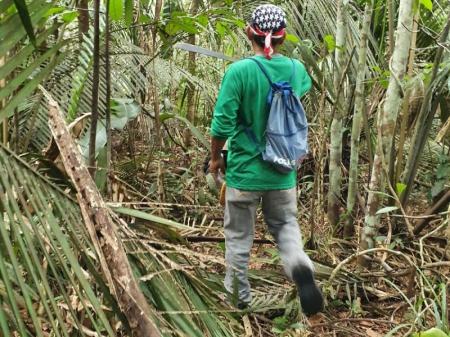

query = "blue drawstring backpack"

[245,57,309,173]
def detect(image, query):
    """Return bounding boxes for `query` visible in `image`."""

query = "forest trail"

[0,0,449,336]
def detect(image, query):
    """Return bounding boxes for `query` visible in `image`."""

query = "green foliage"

[419,0,433,12]
[271,316,305,334]
[271,316,289,333]
[285,33,300,43]
[45,6,79,23]
[109,0,124,21]
[347,296,363,316]
[0,0,64,121]
[412,328,448,337]
[66,32,95,122]
[430,154,450,198]
[62,10,79,23]
[324,34,336,52]
[371,66,391,88]
[124,0,133,26]
[2,0,450,335]
[396,182,407,197]
[165,11,204,35]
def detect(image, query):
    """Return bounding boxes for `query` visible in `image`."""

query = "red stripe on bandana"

[250,26,286,60]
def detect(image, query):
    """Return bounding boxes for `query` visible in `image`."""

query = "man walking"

[209,4,323,316]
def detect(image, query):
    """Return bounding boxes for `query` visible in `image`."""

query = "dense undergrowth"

[0,0,449,336]
[110,124,449,336]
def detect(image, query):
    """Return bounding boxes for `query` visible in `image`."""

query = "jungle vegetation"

[0,0,449,336]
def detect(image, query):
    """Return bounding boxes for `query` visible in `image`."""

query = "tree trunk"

[183,0,199,147]
[394,12,419,184]
[387,0,395,58]
[327,0,347,228]
[88,0,101,175]
[359,0,414,266]
[0,55,6,145]
[400,9,450,208]
[77,0,89,43]
[344,2,373,238]
[150,0,163,147]
[45,94,162,337]
[105,0,112,196]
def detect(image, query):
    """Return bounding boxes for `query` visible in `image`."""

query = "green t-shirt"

[211,55,312,191]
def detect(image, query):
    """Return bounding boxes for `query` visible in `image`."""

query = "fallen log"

[43,88,161,337]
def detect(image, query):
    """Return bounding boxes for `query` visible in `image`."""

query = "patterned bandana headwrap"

[250,4,287,59]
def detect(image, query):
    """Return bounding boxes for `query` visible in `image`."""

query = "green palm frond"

[0,144,118,337]
[0,0,68,122]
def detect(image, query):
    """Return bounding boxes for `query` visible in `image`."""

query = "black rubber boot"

[292,264,324,316]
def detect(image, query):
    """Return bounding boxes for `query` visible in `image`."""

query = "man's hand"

[209,156,226,175]
[210,136,227,175]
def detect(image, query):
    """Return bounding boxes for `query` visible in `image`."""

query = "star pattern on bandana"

[251,4,286,32]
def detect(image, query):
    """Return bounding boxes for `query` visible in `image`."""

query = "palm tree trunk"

[0,54,6,145]
[400,9,450,208]
[344,1,373,237]
[150,0,163,147]
[88,0,101,175]
[105,0,112,196]
[77,0,89,43]
[327,0,347,227]
[359,0,414,266]
[183,0,199,147]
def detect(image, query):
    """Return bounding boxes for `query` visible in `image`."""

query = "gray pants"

[224,187,314,304]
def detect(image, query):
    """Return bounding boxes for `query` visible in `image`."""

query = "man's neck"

[252,47,282,57]
[253,52,282,57]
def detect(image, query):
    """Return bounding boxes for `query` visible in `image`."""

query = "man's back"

[211,55,312,190]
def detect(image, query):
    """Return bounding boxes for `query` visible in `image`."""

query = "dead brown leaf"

[366,328,382,337]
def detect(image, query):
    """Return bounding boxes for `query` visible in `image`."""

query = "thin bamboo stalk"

[394,12,420,185]
[344,1,373,237]
[359,0,414,266]
[150,0,163,148]
[327,0,347,228]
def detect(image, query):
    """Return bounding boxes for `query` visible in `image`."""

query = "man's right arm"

[210,65,241,174]
[211,65,241,139]
[209,136,227,175]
